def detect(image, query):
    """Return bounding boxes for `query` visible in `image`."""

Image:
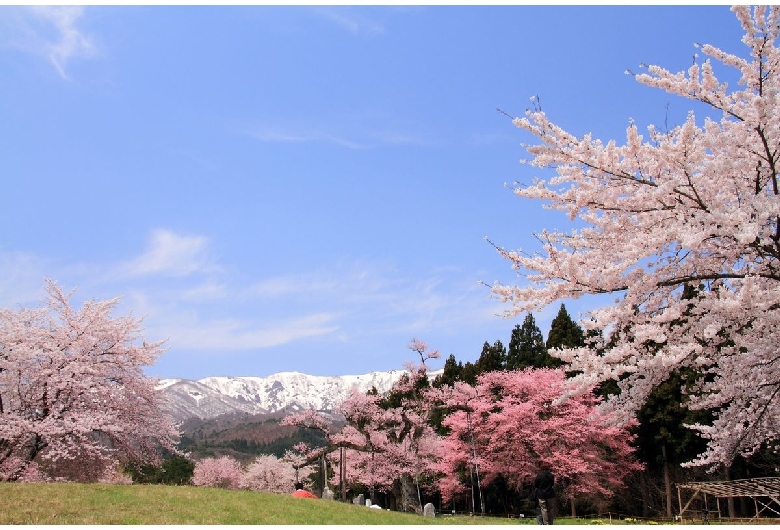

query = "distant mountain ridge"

[157,369,440,423]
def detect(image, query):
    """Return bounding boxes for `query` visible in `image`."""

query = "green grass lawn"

[0,483,526,525]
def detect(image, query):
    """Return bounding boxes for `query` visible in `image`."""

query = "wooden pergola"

[676,477,780,522]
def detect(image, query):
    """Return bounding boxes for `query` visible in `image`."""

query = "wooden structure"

[676,477,780,522]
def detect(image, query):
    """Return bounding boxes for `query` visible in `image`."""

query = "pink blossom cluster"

[0,457,48,483]
[285,341,640,507]
[433,369,642,503]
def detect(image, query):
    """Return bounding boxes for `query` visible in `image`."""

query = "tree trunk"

[724,466,735,518]
[400,473,420,513]
[570,495,576,517]
[662,444,673,518]
[640,471,651,518]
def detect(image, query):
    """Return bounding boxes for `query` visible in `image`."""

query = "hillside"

[0,483,519,525]
[177,411,332,462]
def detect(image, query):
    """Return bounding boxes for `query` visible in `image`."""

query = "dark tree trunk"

[662,444,673,518]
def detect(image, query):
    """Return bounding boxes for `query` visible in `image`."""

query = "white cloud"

[178,281,229,302]
[2,6,97,80]
[249,272,341,299]
[312,7,385,36]
[246,127,370,149]
[118,229,215,278]
[0,251,50,307]
[245,125,429,150]
[156,312,339,351]
[246,263,499,341]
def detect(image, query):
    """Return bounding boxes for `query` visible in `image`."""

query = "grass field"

[0,482,528,525]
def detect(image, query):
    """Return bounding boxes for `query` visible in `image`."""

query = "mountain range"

[157,369,439,423]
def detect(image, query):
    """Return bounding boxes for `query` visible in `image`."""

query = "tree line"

[434,305,779,518]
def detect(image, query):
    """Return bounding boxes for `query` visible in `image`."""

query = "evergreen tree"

[543,304,585,369]
[433,354,463,388]
[475,340,507,373]
[546,304,585,353]
[126,455,195,485]
[506,314,547,370]
[461,361,478,386]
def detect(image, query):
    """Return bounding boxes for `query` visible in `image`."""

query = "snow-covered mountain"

[157,369,438,422]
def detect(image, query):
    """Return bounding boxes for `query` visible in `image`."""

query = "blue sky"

[1,5,742,380]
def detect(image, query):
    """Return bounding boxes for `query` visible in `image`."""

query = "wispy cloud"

[245,125,430,150]
[149,312,340,351]
[312,7,385,36]
[246,127,370,149]
[0,231,500,368]
[246,263,498,340]
[470,132,518,146]
[2,6,97,80]
[0,251,50,307]
[118,229,216,278]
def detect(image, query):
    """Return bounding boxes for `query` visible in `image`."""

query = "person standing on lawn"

[533,462,555,524]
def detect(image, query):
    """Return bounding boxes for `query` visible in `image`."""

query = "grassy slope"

[0,483,522,525]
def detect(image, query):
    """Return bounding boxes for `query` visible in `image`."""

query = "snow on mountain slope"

[157,369,441,422]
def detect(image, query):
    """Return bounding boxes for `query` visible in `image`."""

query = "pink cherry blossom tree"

[283,339,443,512]
[192,455,243,489]
[0,279,178,481]
[434,369,642,513]
[490,6,780,469]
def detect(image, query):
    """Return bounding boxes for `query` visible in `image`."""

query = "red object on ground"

[292,489,318,499]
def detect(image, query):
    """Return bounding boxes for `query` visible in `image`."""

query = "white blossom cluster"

[491,6,780,469]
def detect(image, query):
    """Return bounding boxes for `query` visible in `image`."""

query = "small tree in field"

[240,454,298,493]
[490,6,780,468]
[192,456,243,489]
[0,279,178,481]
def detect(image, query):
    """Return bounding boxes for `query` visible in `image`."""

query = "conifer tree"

[546,304,585,350]
[461,361,478,386]
[433,354,463,388]
[544,304,584,369]
[506,313,547,370]
[475,340,507,373]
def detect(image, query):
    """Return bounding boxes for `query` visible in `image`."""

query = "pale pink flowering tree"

[490,6,780,468]
[283,443,318,485]
[0,457,48,483]
[240,454,299,493]
[434,369,642,512]
[283,339,444,512]
[0,279,178,481]
[192,455,243,490]
[98,462,134,485]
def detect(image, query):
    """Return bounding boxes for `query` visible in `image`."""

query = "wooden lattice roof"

[676,477,780,520]
[677,477,780,499]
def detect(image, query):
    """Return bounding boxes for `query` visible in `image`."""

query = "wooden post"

[677,486,684,524]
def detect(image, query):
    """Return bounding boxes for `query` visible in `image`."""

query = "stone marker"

[423,503,435,518]
[353,494,365,505]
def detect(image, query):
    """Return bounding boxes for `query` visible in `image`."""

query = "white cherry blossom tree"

[0,279,178,481]
[491,6,780,469]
